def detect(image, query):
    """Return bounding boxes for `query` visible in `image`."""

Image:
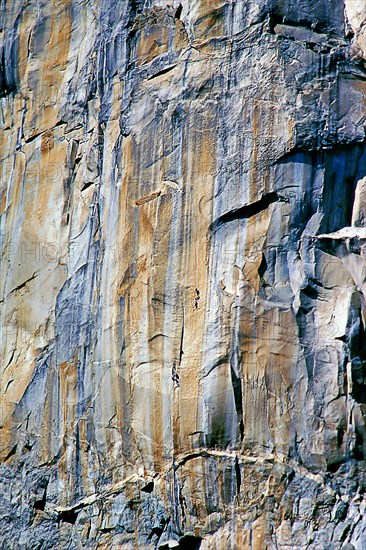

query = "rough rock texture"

[1,0,366,548]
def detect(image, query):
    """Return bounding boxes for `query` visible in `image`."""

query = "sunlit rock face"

[1,0,366,548]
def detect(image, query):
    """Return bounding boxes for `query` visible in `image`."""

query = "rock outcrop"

[1,0,366,548]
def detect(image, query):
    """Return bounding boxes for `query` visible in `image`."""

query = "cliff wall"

[1,1,366,548]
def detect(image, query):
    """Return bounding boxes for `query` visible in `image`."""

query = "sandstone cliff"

[1,0,366,548]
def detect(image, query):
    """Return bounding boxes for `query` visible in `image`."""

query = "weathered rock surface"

[1,0,366,548]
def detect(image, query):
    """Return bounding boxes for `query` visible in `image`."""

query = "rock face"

[1,0,366,548]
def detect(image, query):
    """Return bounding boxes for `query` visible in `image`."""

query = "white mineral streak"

[345,0,366,57]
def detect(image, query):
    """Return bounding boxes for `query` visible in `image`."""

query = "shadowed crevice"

[210,191,284,232]
[147,65,177,81]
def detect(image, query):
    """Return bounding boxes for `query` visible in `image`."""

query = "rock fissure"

[210,192,286,232]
